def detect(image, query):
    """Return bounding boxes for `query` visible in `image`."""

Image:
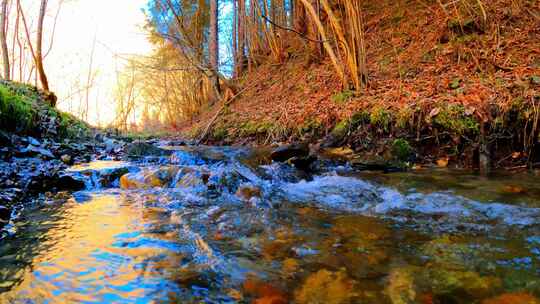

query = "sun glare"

[47,0,153,127]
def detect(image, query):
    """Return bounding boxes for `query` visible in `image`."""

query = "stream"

[1,145,540,303]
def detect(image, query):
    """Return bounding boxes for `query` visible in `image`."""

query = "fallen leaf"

[502,185,526,194]
[437,157,449,168]
[429,107,441,118]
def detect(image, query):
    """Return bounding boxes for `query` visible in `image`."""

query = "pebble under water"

[1,146,540,303]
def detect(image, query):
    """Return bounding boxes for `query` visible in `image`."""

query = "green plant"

[331,119,350,139]
[239,120,274,137]
[331,90,354,104]
[212,126,228,140]
[0,85,36,133]
[396,106,414,129]
[350,111,370,128]
[298,119,323,135]
[370,106,392,131]
[392,139,413,161]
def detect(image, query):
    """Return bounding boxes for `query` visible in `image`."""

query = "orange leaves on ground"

[481,292,540,304]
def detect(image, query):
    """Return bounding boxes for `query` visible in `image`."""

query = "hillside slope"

[185,0,539,170]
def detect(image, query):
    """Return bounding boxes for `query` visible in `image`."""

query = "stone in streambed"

[60,154,73,165]
[120,166,179,189]
[270,143,309,162]
[0,205,11,222]
[0,130,12,147]
[236,184,261,205]
[56,174,86,191]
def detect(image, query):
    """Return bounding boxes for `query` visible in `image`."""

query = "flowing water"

[1,145,540,303]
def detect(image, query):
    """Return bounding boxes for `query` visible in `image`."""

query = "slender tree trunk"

[0,0,10,80]
[299,0,347,86]
[11,0,19,79]
[36,0,49,91]
[236,0,246,76]
[85,33,96,122]
[232,0,237,78]
[209,0,219,93]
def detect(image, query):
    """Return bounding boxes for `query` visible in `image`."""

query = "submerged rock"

[60,154,73,165]
[294,269,357,304]
[236,184,261,203]
[386,267,417,304]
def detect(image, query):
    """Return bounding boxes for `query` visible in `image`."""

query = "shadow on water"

[1,146,540,303]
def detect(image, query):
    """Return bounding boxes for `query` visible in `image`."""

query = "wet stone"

[270,143,309,162]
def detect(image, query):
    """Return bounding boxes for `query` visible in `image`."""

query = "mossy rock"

[431,104,479,135]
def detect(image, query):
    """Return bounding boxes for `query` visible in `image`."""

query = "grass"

[0,85,37,133]
[0,81,90,139]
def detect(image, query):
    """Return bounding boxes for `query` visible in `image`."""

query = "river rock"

[236,184,261,203]
[120,166,179,189]
[270,143,309,162]
[56,174,86,191]
[0,130,11,147]
[27,137,40,146]
[0,205,11,221]
[20,145,55,159]
[175,167,207,188]
[61,154,73,165]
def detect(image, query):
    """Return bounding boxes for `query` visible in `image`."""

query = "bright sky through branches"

[46,0,153,126]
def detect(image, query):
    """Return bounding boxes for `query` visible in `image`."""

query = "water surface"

[1,146,540,303]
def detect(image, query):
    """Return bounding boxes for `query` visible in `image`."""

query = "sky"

[46,0,154,126]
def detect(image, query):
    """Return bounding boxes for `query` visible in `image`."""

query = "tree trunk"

[232,0,237,77]
[236,0,245,76]
[0,0,10,80]
[36,0,49,91]
[209,0,219,93]
[293,0,308,34]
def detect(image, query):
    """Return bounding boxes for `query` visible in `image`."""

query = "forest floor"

[182,0,539,171]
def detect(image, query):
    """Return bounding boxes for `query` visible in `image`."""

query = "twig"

[260,14,332,43]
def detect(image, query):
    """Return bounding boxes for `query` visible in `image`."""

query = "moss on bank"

[0,81,91,140]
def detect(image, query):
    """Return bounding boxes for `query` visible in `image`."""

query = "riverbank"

[181,0,539,171]
[0,81,128,230]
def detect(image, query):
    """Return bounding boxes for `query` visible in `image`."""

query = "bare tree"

[35,0,50,91]
[0,0,10,79]
[209,0,219,93]
[236,0,245,76]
